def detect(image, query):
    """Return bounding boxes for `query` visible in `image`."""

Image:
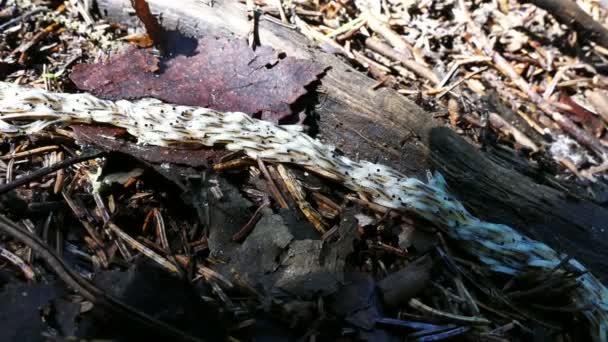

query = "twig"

[195,264,234,290]
[276,164,327,234]
[153,208,170,252]
[326,16,366,39]
[0,7,46,32]
[270,0,287,23]
[311,192,340,219]
[107,222,180,274]
[13,23,59,64]
[53,151,65,194]
[212,157,253,172]
[523,0,608,50]
[408,298,491,325]
[365,37,440,85]
[67,0,94,25]
[488,113,539,152]
[409,326,470,340]
[459,0,607,158]
[0,144,60,160]
[0,151,105,194]
[293,14,354,58]
[0,244,36,280]
[257,158,288,209]
[246,0,260,48]
[0,215,203,342]
[130,0,167,54]
[434,67,488,98]
[232,201,269,242]
[362,11,413,58]
[435,57,491,89]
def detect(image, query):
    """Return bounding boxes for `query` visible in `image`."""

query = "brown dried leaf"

[120,33,154,48]
[558,93,605,137]
[70,37,325,123]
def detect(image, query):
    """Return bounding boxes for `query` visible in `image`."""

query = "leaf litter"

[70,37,326,124]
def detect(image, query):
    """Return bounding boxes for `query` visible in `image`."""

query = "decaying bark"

[95,0,608,281]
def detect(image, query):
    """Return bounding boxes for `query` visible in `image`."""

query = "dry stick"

[195,264,234,290]
[13,23,58,64]
[130,0,167,54]
[434,67,488,98]
[523,0,608,50]
[434,57,491,90]
[0,215,203,342]
[212,157,253,172]
[53,151,65,194]
[0,244,36,280]
[0,7,46,31]
[0,144,60,160]
[408,298,491,325]
[329,16,366,40]
[0,151,105,194]
[483,72,548,135]
[246,0,260,48]
[365,37,440,85]
[459,0,607,158]
[232,201,269,242]
[257,158,288,208]
[488,112,539,152]
[276,164,328,234]
[270,0,287,23]
[107,222,180,274]
[153,208,170,251]
[293,15,354,58]
[362,11,413,58]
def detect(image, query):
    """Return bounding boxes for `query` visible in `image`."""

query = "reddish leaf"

[558,93,605,137]
[70,46,158,92]
[70,37,325,123]
[71,124,229,167]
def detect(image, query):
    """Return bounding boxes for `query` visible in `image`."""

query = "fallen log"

[95,0,608,283]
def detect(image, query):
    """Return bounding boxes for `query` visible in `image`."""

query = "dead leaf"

[585,90,608,125]
[119,33,154,48]
[558,93,605,137]
[70,37,325,123]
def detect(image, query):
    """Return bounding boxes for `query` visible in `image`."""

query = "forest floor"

[0,0,606,341]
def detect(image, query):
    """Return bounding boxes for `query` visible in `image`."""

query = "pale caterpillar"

[0,81,606,341]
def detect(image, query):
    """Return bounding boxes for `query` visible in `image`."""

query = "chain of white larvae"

[0,81,606,340]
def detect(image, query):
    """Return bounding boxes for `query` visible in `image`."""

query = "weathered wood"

[429,128,608,280]
[96,0,608,281]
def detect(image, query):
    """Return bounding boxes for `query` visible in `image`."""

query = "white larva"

[0,81,606,341]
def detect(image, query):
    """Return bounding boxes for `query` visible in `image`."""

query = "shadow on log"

[428,127,608,281]
[95,0,608,282]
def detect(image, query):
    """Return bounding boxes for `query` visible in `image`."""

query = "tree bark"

[95,0,608,282]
